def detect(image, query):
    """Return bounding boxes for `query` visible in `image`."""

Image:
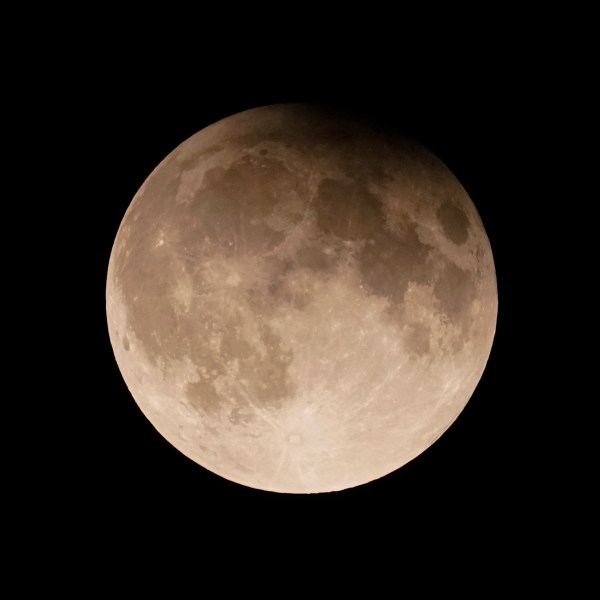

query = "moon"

[106,104,497,493]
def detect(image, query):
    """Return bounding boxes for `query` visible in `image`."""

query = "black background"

[36,20,564,572]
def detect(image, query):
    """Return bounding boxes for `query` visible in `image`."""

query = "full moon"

[106,104,497,493]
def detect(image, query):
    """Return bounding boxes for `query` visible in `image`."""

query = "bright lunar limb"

[106,104,497,493]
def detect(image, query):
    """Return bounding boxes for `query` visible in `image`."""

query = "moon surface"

[106,104,497,493]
